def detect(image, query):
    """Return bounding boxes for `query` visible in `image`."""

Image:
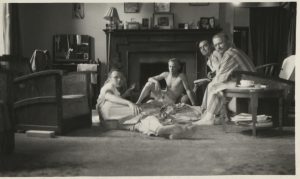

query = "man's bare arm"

[148,72,168,83]
[180,74,196,105]
[148,72,168,91]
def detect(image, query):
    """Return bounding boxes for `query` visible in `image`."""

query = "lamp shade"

[104,7,120,22]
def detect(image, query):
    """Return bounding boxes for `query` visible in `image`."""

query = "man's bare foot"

[193,119,214,126]
[192,112,214,126]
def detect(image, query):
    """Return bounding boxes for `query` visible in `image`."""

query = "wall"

[234,7,249,27]
[18,2,220,80]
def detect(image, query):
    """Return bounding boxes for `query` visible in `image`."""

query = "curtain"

[0,3,21,57]
[287,2,296,56]
[250,5,293,66]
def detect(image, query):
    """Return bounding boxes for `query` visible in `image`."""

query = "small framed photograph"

[124,3,140,13]
[200,17,210,29]
[141,18,150,29]
[178,23,185,29]
[208,17,215,29]
[153,13,174,29]
[154,3,171,13]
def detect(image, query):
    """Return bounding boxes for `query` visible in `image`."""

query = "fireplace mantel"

[104,29,221,89]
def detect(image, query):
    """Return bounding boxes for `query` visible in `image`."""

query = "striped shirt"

[215,47,256,83]
[207,50,222,72]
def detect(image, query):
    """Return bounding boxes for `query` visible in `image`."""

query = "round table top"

[223,85,285,98]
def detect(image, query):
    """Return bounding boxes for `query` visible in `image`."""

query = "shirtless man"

[136,58,196,106]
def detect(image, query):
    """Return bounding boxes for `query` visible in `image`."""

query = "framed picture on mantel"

[153,13,174,29]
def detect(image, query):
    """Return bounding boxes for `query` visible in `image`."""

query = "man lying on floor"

[96,68,199,139]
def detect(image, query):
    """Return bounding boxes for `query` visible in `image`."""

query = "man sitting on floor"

[194,32,256,125]
[136,58,196,106]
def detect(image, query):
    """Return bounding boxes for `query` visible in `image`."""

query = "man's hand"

[207,71,216,80]
[128,83,136,91]
[154,81,161,91]
[211,81,236,94]
[128,102,141,116]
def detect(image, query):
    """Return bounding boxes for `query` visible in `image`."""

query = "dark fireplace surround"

[104,29,220,91]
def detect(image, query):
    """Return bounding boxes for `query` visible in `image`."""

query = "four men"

[99,32,256,127]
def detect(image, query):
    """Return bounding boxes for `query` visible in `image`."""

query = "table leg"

[250,93,258,137]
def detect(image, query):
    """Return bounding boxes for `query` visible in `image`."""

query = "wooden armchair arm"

[13,70,63,102]
[255,63,280,77]
[14,70,63,83]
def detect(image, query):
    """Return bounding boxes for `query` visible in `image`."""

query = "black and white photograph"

[0,1,297,177]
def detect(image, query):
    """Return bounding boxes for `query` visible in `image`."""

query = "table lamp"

[104,7,120,30]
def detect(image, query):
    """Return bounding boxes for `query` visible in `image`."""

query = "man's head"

[168,58,181,75]
[107,68,126,88]
[212,32,231,56]
[199,40,212,57]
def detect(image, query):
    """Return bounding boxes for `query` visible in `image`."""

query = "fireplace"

[140,62,168,89]
[128,52,193,90]
[104,29,221,92]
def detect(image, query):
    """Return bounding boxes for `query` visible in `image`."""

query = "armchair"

[255,63,279,77]
[13,70,92,134]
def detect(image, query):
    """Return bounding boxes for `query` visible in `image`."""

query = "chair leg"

[0,104,15,155]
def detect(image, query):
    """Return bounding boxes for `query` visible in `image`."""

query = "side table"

[222,86,286,136]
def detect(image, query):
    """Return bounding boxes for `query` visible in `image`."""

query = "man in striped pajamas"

[194,32,256,125]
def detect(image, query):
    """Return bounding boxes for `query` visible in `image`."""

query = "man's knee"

[144,81,155,89]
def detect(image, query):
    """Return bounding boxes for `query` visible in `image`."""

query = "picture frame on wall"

[200,17,210,29]
[153,13,174,29]
[154,3,171,13]
[72,3,85,19]
[124,3,140,13]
